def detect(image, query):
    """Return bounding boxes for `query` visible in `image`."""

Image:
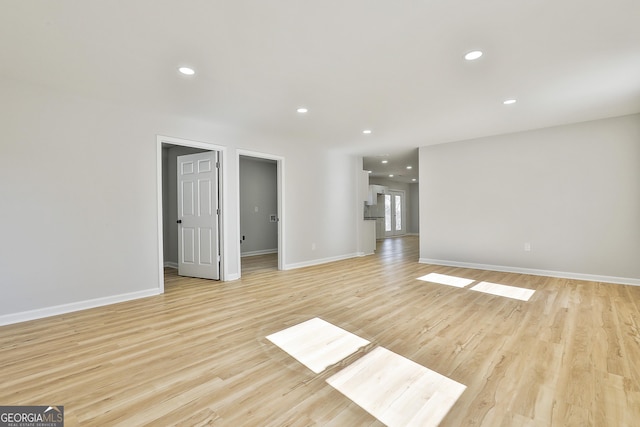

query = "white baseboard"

[225,273,241,281]
[164,262,240,281]
[241,249,278,257]
[418,258,640,287]
[0,288,161,326]
[284,253,360,270]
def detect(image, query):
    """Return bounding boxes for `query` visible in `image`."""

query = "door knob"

[177,220,182,224]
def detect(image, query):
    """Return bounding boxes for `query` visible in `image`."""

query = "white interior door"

[384,190,406,237]
[177,151,220,280]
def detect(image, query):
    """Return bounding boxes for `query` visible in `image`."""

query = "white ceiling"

[2,1,639,164]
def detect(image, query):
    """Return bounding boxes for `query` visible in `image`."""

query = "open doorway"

[156,135,227,292]
[237,150,284,275]
[362,148,419,242]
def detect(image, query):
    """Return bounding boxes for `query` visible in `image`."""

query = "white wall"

[0,79,360,322]
[239,156,278,255]
[409,183,419,234]
[419,113,640,283]
[283,148,360,267]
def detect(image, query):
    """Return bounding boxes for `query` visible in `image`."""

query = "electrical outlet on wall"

[524,242,531,252]
[311,243,316,251]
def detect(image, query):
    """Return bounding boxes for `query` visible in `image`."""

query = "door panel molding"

[177,151,220,279]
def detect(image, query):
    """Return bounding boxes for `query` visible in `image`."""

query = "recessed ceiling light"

[406,166,412,170]
[503,99,517,105]
[412,178,417,182]
[389,174,394,178]
[381,160,388,164]
[464,50,483,61]
[367,170,372,174]
[296,107,308,113]
[362,129,372,134]
[178,67,195,75]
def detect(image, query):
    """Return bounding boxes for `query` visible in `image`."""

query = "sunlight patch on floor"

[266,317,370,374]
[327,346,467,427]
[470,281,535,301]
[416,272,475,288]
[268,319,467,426]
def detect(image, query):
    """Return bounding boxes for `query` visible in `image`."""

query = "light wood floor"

[1,236,639,426]
[241,253,278,274]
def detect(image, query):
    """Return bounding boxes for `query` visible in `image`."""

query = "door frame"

[156,135,228,293]
[236,149,285,273]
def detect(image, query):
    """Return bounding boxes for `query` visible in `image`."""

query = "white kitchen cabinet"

[363,220,376,254]
[359,170,370,203]
[375,218,385,240]
[366,185,388,205]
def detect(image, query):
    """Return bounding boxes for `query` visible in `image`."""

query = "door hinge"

[216,161,220,169]
[216,208,220,215]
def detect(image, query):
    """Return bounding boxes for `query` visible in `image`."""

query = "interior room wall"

[239,156,278,256]
[283,148,359,267]
[0,79,360,322]
[409,183,419,235]
[419,113,640,283]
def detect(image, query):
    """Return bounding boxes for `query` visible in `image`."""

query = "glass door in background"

[384,190,405,237]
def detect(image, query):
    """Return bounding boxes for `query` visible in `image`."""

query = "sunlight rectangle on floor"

[266,317,370,374]
[327,347,466,427]
[470,281,535,301]
[416,272,475,288]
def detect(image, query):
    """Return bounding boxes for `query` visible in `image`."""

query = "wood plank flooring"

[1,236,639,426]
[241,253,278,274]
